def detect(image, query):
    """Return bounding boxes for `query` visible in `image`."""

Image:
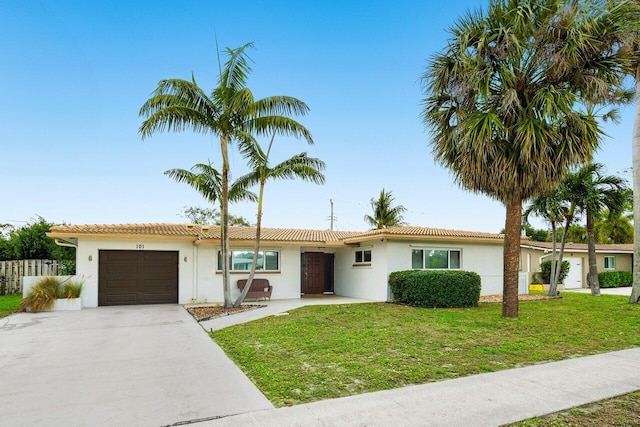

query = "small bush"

[389,270,481,308]
[20,276,61,312]
[540,260,570,283]
[598,271,632,288]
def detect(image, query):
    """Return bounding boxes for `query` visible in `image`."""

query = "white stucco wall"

[195,245,303,303]
[334,241,389,301]
[385,240,507,296]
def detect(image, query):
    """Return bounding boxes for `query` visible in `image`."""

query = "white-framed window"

[354,249,372,265]
[217,250,280,272]
[604,256,615,270]
[411,248,461,270]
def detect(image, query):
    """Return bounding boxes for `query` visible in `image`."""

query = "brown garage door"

[98,250,178,306]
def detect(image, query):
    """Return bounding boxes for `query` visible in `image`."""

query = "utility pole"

[330,199,335,230]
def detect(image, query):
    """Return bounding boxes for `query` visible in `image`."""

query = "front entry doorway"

[301,252,334,294]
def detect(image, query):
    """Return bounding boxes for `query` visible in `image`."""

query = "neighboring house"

[47,224,528,308]
[520,241,633,289]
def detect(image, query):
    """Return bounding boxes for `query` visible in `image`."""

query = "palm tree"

[570,163,627,296]
[523,190,566,295]
[139,43,313,307]
[364,189,407,229]
[232,135,326,307]
[595,210,634,244]
[631,16,640,303]
[164,163,257,215]
[422,0,633,318]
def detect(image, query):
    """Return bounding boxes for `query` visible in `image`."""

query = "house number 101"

[136,244,145,249]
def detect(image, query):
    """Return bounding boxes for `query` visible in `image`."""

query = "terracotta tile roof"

[520,240,633,253]
[200,226,362,243]
[342,226,504,243]
[48,223,362,244]
[48,223,201,237]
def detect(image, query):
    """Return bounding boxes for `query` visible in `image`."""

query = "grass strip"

[0,295,22,318]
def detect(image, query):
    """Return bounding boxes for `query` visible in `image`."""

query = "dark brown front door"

[302,252,324,294]
[98,250,178,306]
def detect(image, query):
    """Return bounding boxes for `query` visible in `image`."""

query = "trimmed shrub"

[388,270,481,308]
[540,260,570,283]
[598,271,632,288]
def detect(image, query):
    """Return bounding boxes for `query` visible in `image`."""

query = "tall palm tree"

[631,17,640,303]
[232,135,326,307]
[570,163,627,296]
[422,0,633,318]
[364,189,407,229]
[139,43,313,307]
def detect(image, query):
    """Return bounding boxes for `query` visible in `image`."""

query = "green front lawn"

[0,295,22,318]
[212,293,640,407]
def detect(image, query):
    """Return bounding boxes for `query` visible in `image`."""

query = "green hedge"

[388,270,481,308]
[540,260,570,283]
[598,271,632,288]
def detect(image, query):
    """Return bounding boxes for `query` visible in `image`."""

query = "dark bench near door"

[237,279,272,301]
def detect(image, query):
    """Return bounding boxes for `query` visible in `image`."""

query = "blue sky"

[1,1,635,233]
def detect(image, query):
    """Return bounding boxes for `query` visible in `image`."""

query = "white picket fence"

[0,259,60,294]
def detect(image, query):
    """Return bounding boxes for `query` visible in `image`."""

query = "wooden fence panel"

[0,260,59,294]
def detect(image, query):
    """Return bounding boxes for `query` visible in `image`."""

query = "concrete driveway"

[0,305,273,427]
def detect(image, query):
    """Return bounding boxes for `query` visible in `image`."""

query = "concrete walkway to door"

[0,305,273,427]
[198,295,375,332]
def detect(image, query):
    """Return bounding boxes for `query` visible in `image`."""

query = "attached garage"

[98,250,178,306]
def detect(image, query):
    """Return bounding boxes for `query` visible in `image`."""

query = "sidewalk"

[195,347,640,426]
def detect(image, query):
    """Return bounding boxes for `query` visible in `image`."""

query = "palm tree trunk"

[502,200,521,319]
[586,209,600,296]
[221,135,232,308]
[549,222,558,290]
[632,63,640,304]
[550,210,573,296]
[233,179,265,307]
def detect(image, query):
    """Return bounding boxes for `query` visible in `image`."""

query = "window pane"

[217,251,222,271]
[427,250,449,269]
[355,251,363,263]
[232,251,253,271]
[411,250,423,269]
[605,256,615,269]
[264,251,279,270]
[363,250,372,262]
[450,250,460,269]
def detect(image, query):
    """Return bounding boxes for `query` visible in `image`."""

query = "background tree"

[595,209,634,243]
[0,217,74,262]
[140,43,313,307]
[233,134,326,306]
[364,189,407,229]
[422,0,633,318]
[179,206,251,226]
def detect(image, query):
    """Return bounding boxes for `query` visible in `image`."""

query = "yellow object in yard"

[529,284,544,291]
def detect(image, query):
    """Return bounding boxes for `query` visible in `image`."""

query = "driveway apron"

[0,305,273,427]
